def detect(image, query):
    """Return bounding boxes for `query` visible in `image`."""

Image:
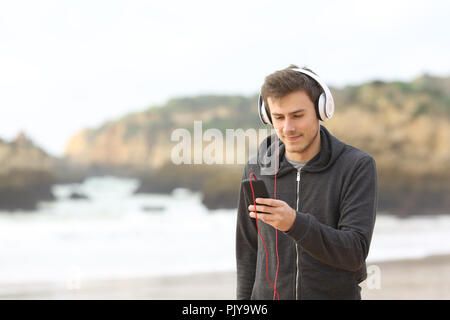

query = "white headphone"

[258,68,335,125]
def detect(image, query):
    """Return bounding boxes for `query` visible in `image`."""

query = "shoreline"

[1,254,450,300]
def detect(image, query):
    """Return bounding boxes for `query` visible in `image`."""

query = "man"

[236,65,378,300]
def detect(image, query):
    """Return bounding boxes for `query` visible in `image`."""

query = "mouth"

[285,134,302,142]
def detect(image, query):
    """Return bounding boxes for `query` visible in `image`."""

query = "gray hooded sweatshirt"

[236,125,378,300]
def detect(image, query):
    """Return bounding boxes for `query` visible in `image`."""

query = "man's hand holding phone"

[242,179,296,232]
[248,198,296,232]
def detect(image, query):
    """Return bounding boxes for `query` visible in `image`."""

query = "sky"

[1,0,450,156]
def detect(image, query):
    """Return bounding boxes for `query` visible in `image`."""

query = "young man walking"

[236,65,378,300]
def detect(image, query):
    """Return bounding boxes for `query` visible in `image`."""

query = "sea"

[1,176,449,287]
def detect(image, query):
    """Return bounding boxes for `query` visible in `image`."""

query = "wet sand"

[1,254,450,300]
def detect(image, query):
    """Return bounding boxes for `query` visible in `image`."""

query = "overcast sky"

[1,0,449,156]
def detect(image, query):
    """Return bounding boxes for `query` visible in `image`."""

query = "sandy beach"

[1,254,450,300]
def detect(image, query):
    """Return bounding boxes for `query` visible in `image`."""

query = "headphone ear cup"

[326,95,334,120]
[258,94,272,125]
[317,93,326,121]
[317,93,334,122]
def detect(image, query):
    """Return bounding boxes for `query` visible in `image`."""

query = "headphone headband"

[258,67,335,124]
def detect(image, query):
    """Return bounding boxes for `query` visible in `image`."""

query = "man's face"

[267,90,320,160]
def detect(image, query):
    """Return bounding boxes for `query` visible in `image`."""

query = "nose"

[283,117,296,134]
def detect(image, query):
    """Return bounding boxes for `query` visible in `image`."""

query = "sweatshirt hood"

[257,125,346,177]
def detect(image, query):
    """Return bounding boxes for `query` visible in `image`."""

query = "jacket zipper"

[295,169,301,300]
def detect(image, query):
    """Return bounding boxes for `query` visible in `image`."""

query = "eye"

[273,116,284,120]
[294,115,303,118]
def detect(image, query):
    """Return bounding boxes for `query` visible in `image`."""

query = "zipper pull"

[297,170,300,182]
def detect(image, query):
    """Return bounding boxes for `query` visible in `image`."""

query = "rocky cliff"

[64,95,261,171]
[0,132,56,211]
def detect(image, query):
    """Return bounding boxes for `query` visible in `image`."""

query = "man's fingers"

[255,198,284,207]
[249,211,273,223]
[248,204,274,213]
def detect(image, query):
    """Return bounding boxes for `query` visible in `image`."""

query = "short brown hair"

[261,64,322,115]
